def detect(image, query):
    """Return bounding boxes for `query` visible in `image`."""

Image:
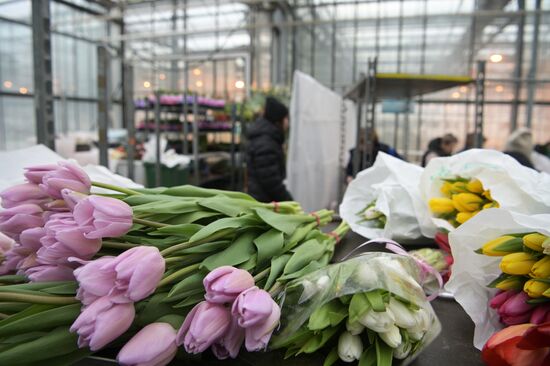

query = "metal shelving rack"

[344,57,484,176]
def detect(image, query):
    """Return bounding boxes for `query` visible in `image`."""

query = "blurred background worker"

[503,128,535,169]
[460,132,487,152]
[346,129,402,183]
[421,133,458,167]
[246,97,293,202]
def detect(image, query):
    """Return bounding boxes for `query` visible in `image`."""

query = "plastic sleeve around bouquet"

[271,253,441,363]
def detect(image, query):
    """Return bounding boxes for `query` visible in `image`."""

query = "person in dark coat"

[246,97,293,202]
[504,128,535,169]
[421,133,458,167]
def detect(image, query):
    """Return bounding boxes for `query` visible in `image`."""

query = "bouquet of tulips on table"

[475,232,550,365]
[269,252,441,365]
[0,160,352,365]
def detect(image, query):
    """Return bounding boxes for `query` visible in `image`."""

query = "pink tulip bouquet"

[0,160,349,365]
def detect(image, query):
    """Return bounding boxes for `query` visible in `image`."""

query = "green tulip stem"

[0,312,8,320]
[101,240,139,250]
[133,218,168,228]
[0,292,78,305]
[158,263,201,287]
[91,181,143,196]
[253,267,270,282]
[268,282,283,297]
[160,228,233,257]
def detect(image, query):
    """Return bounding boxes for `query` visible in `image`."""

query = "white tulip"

[379,324,402,348]
[394,340,413,359]
[338,331,363,363]
[346,318,365,336]
[387,297,416,328]
[407,308,431,334]
[355,263,378,288]
[408,330,424,341]
[298,279,317,303]
[364,207,383,220]
[359,308,395,333]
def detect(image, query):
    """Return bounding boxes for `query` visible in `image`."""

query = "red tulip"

[482,323,550,366]
[434,231,450,253]
[518,322,550,350]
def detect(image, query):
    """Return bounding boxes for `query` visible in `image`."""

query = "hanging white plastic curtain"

[287,71,357,212]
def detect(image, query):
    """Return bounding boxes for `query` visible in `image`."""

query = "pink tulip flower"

[244,298,281,352]
[73,195,133,239]
[489,290,517,309]
[530,304,550,325]
[0,183,50,209]
[232,287,274,328]
[38,161,91,199]
[24,164,58,184]
[212,318,245,360]
[0,204,44,239]
[498,291,535,326]
[61,189,86,210]
[37,213,101,265]
[71,296,135,351]
[176,301,231,354]
[73,246,165,304]
[26,264,75,282]
[204,266,255,304]
[0,232,15,254]
[117,323,178,366]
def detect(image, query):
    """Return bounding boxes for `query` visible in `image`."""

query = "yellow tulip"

[524,279,550,298]
[450,182,469,194]
[493,275,525,291]
[476,235,524,256]
[523,233,548,252]
[456,210,479,224]
[543,287,550,298]
[482,190,493,200]
[466,179,484,194]
[482,202,500,210]
[500,252,537,275]
[530,255,550,278]
[440,182,453,197]
[452,193,483,212]
[428,197,455,215]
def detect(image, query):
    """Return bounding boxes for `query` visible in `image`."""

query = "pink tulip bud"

[0,249,23,275]
[37,213,101,265]
[24,164,59,184]
[204,266,255,304]
[212,318,245,360]
[0,204,44,239]
[38,161,91,199]
[117,323,178,366]
[0,232,15,254]
[244,298,280,352]
[498,291,534,317]
[25,264,75,282]
[61,189,86,210]
[489,290,518,309]
[232,287,274,328]
[19,227,46,252]
[73,246,165,304]
[0,183,50,209]
[73,195,133,239]
[71,296,135,351]
[530,304,550,325]
[176,301,231,354]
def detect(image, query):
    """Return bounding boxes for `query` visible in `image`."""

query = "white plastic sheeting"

[287,71,357,212]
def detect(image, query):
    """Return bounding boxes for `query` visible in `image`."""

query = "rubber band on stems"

[310,212,321,226]
[271,201,280,213]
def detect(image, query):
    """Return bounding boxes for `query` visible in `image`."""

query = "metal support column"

[182,93,189,155]
[330,2,337,89]
[510,0,525,131]
[97,45,111,168]
[351,0,358,82]
[230,104,237,190]
[192,94,200,185]
[474,61,486,148]
[154,91,161,187]
[416,0,428,154]
[352,75,364,177]
[32,0,55,150]
[393,114,399,149]
[123,64,135,180]
[526,0,542,128]
[363,58,377,168]
[403,100,410,160]
[309,1,316,77]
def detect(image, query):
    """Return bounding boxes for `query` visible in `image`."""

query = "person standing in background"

[504,128,535,169]
[421,133,458,167]
[246,97,293,202]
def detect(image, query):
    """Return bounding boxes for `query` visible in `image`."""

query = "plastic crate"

[143,162,190,187]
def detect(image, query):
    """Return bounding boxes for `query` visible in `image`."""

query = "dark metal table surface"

[76,227,483,366]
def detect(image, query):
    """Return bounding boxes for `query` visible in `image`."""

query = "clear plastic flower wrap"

[270,252,442,365]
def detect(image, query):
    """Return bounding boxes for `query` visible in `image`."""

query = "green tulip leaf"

[167,211,221,224]
[375,337,394,366]
[359,345,377,366]
[265,254,291,290]
[152,224,203,238]
[173,293,206,308]
[308,299,347,331]
[254,229,285,267]
[0,304,56,328]
[132,200,200,214]
[41,283,78,296]
[166,272,207,301]
[0,303,80,337]
[179,240,230,254]
[255,208,313,235]
[0,326,79,365]
[198,196,262,217]
[162,185,255,201]
[200,231,257,271]
[349,293,371,324]
[283,239,327,275]
[365,290,386,312]
[298,326,340,354]
[24,348,92,366]
[190,215,260,243]
[323,347,340,366]
[271,326,312,350]
[238,254,258,272]
[155,314,186,329]
[136,293,182,326]
[278,261,325,281]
